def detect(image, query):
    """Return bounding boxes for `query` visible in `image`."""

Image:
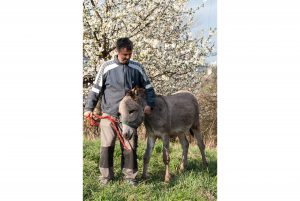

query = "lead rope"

[86,114,129,150]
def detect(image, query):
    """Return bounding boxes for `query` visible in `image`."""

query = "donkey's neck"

[136,96,147,109]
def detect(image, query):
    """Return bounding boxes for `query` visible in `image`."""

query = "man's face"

[117,48,132,64]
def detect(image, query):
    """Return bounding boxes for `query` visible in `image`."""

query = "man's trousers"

[99,114,138,181]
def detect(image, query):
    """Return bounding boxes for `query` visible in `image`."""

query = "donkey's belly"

[169,125,191,136]
[149,124,191,138]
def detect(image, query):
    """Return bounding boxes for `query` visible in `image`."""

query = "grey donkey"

[118,88,208,182]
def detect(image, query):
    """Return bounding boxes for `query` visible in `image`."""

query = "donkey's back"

[144,91,199,136]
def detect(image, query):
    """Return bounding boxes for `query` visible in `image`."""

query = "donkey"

[118,89,208,182]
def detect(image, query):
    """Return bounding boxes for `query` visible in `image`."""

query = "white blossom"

[83,0,216,97]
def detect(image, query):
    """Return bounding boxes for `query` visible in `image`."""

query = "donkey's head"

[118,89,145,139]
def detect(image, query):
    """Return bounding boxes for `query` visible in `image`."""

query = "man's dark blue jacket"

[84,56,156,117]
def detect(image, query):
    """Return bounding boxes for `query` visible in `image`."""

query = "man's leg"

[121,133,138,184]
[99,115,116,184]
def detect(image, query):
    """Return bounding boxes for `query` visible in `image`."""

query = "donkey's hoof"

[179,163,186,172]
[203,161,208,169]
[141,174,148,180]
[164,174,171,183]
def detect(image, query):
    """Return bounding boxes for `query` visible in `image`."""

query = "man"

[84,37,156,186]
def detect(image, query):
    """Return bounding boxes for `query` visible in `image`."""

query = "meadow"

[83,138,217,201]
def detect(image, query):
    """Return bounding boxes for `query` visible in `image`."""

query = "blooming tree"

[83,0,216,98]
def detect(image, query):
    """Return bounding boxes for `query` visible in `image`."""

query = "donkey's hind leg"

[190,127,208,168]
[178,133,189,172]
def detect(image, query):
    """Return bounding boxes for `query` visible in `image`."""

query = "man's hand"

[144,105,152,115]
[84,111,93,117]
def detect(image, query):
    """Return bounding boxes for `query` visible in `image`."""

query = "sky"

[188,0,217,63]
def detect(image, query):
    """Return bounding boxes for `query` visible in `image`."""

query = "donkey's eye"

[129,110,135,114]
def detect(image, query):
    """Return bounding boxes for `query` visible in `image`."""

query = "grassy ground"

[83,138,217,201]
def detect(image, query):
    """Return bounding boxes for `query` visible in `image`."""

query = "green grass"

[83,138,217,201]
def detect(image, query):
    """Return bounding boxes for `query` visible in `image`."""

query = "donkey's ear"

[132,86,139,96]
[132,86,145,98]
[136,87,145,98]
[125,89,134,97]
[126,88,139,100]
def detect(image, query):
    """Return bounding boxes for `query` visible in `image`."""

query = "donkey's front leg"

[162,135,171,182]
[142,135,156,179]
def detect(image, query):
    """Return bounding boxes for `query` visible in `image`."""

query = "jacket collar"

[114,55,130,65]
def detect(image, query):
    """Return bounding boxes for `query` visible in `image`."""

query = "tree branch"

[90,0,103,25]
